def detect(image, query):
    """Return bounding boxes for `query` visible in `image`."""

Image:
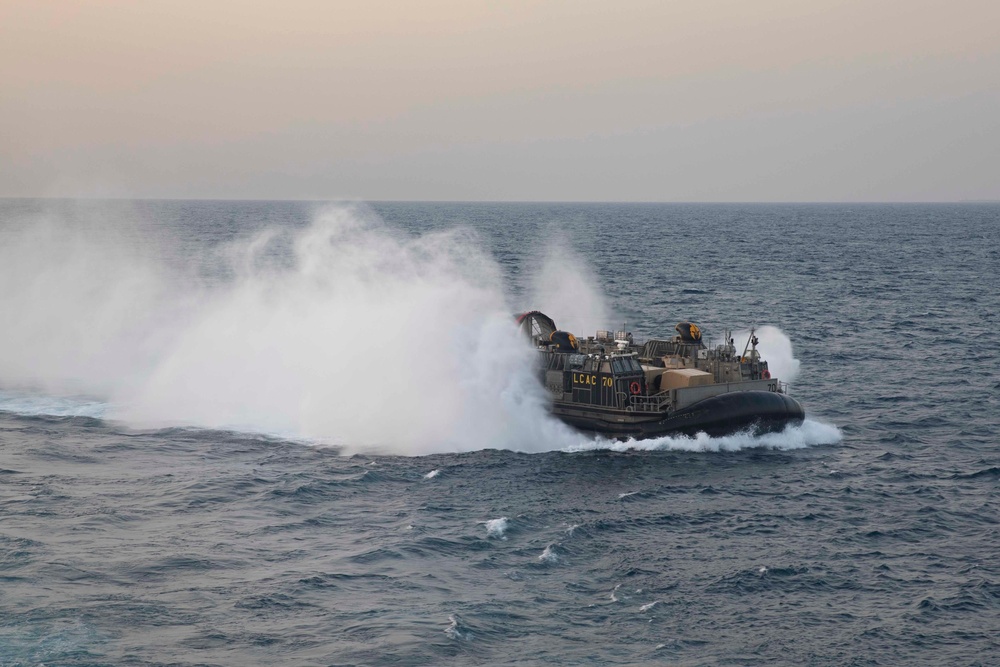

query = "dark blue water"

[1,200,998,665]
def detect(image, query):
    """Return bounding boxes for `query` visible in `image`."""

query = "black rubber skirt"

[642,391,805,438]
[556,391,805,440]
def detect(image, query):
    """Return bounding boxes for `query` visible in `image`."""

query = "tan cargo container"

[659,368,714,391]
[641,365,665,392]
[662,355,691,369]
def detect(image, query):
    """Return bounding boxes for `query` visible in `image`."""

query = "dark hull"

[554,390,805,440]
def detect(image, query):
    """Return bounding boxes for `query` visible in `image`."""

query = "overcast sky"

[2,0,998,201]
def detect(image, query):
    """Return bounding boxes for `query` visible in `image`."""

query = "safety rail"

[624,392,672,413]
[625,380,791,413]
[614,380,792,413]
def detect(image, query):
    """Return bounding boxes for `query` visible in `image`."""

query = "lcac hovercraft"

[516,311,804,439]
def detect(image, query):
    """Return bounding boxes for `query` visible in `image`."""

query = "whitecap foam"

[639,601,660,612]
[483,517,509,539]
[538,544,559,564]
[444,615,472,641]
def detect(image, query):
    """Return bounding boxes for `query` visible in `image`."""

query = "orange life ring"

[629,381,641,394]
[762,369,771,379]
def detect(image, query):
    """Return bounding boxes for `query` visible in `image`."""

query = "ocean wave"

[0,391,108,419]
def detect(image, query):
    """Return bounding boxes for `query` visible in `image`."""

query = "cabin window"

[610,357,642,375]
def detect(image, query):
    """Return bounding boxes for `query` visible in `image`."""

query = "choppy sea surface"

[1,200,998,666]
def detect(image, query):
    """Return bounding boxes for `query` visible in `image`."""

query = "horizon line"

[2,196,999,205]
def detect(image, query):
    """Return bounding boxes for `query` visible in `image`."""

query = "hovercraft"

[516,311,805,439]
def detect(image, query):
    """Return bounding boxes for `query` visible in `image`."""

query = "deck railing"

[624,380,791,413]
[624,392,671,413]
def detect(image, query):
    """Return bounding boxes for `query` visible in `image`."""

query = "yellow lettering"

[573,373,610,387]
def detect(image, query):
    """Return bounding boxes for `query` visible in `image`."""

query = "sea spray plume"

[117,206,581,453]
[0,205,182,398]
[121,206,488,442]
[0,203,579,453]
[447,311,582,452]
[732,325,801,384]
[527,233,609,336]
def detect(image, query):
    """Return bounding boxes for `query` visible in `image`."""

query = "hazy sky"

[2,0,998,201]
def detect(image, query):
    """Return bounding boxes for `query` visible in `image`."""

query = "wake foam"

[565,419,842,453]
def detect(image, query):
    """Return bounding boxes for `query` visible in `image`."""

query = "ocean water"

[1,200,998,665]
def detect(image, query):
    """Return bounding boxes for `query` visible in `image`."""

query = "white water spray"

[732,325,801,384]
[0,205,585,454]
[0,209,180,398]
[527,235,609,335]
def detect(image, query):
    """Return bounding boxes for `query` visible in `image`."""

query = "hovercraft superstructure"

[517,311,804,439]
